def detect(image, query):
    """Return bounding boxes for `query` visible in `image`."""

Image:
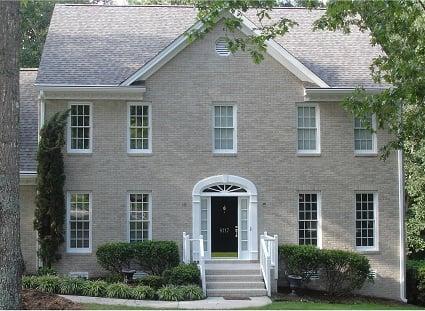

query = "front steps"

[205,260,267,297]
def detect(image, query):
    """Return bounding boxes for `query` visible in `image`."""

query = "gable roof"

[36,5,382,88]
[20,69,38,173]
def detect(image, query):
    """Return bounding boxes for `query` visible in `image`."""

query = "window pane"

[129,193,150,242]
[297,107,317,151]
[298,193,318,246]
[129,105,150,151]
[69,193,90,250]
[354,116,374,151]
[70,104,91,150]
[214,105,235,151]
[355,193,375,247]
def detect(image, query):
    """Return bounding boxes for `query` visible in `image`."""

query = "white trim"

[212,104,237,154]
[192,175,258,260]
[38,90,45,141]
[354,114,378,156]
[66,192,93,254]
[127,102,152,154]
[398,149,407,302]
[297,191,322,249]
[355,192,379,252]
[296,103,321,155]
[127,192,153,242]
[20,172,37,186]
[67,102,93,154]
[37,85,146,93]
[121,13,329,88]
[304,88,386,102]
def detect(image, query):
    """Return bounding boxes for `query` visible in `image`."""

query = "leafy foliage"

[82,280,108,297]
[163,263,200,286]
[36,267,57,276]
[407,260,425,305]
[131,285,156,300]
[34,110,69,268]
[178,285,205,300]
[156,285,185,301]
[133,241,180,275]
[96,242,135,276]
[34,275,61,294]
[106,283,133,299]
[137,275,165,290]
[22,276,39,289]
[57,277,86,295]
[279,244,322,282]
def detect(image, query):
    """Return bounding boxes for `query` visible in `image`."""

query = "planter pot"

[287,275,303,296]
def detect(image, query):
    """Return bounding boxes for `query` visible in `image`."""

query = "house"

[19,4,405,300]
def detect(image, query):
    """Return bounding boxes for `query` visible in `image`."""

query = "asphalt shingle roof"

[36,5,382,88]
[20,69,38,172]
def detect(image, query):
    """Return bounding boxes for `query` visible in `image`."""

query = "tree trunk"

[0,1,23,309]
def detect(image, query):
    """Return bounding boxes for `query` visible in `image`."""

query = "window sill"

[354,152,378,157]
[213,152,237,157]
[356,248,380,254]
[67,152,93,156]
[66,250,92,255]
[297,152,321,157]
[127,151,153,157]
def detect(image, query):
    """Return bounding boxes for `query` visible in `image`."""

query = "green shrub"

[106,283,133,299]
[157,285,185,301]
[163,264,200,286]
[320,249,372,296]
[22,275,39,289]
[178,285,204,300]
[100,274,123,284]
[82,280,108,297]
[133,241,179,275]
[37,267,57,276]
[58,277,86,295]
[137,275,165,290]
[35,275,61,294]
[407,259,425,305]
[96,242,135,276]
[279,244,322,282]
[131,285,156,300]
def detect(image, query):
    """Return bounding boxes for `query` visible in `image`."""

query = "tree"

[0,1,24,309]
[34,111,69,268]
[193,0,425,254]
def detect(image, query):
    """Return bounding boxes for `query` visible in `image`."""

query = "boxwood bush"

[279,244,321,282]
[407,259,425,305]
[163,263,200,286]
[96,242,135,276]
[133,241,180,275]
[137,275,165,289]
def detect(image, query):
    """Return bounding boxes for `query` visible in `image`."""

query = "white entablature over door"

[192,175,258,260]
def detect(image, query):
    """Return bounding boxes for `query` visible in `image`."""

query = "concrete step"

[207,281,265,290]
[205,263,260,270]
[207,288,268,297]
[205,269,261,276]
[205,259,259,264]
[206,274,263,282]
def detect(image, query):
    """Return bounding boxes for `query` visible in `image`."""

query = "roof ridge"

[56,3,194,8]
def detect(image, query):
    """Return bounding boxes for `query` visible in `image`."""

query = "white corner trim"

[121,12,329,88]
[398,149,407,302]
[20,172,37,185]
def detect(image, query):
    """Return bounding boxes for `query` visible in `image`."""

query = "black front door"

[211,197,238,255]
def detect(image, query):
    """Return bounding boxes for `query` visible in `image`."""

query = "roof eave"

[304,87,387,102]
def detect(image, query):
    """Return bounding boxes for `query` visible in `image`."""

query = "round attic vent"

[215,37,230,56]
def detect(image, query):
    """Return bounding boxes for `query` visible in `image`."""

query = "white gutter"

[35,85,146,93]
[398,149,407,302]
[304,87,387,102]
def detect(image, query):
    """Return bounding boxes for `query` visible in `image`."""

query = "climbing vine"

[34,110,69,267]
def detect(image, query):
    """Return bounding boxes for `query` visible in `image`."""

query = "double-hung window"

[213,105,237,153]
[67,192,91,253]
[354,115,377,154]
[128,103,151,153]
[298,193,321,247]
[68,103,92,153]
[297,105,320,154]
[128,193,151,242]
[355,193,378,251]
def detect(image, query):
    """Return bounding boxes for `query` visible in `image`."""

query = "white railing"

[260,231,278,296]
[182,232,206,295]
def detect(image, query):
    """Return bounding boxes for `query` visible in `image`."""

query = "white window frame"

[67,102,93,154]
[212,104,237,154]
[127,192,152,242]
[297,192,322,248]
[354,114,377,156]
[127,102,152,154]
[66,192,92,254]
[355,192,379,252]
[296,103,321,155]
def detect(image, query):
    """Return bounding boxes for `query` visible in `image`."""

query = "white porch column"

[249,194,258,260]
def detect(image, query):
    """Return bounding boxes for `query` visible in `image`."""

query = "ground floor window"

[128,193,151,242]
[355,193,378,250]
[298,193,320,246]
[67,192,91,253]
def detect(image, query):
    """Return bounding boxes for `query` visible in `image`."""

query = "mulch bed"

[22,289,82,310]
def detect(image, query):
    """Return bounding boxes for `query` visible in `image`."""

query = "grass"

[83,300,422,310]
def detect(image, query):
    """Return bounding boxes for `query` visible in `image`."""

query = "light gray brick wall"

[20,23,402,300]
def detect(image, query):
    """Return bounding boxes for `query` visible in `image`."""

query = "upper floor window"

[128,193,151,242]
[355,193,378,251]
[213,105,237,153]
[297,105,320,154]
[298,192,321,247]
[68,103,92,153]
[354,115,377,154]
[67,192,91,253]
[128,103,151,153]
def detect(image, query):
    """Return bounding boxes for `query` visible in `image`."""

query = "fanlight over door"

[202,184,247,193]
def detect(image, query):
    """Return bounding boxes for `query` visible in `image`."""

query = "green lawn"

[82,300,422,310]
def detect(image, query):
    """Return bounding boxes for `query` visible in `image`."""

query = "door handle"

[235,226,238,238]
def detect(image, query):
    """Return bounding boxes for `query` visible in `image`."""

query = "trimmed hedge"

[407,260,425,305]
[137,275,165,290]
[22,275,204,301]
[96,240,179,276]
[163,264,200,286]
[279,244,372,296]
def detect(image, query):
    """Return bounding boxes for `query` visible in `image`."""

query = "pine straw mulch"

[22,289,82,310]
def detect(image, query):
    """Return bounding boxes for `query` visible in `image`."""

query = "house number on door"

[219,227,229,233]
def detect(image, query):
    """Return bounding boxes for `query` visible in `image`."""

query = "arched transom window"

[202,184,247,193]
